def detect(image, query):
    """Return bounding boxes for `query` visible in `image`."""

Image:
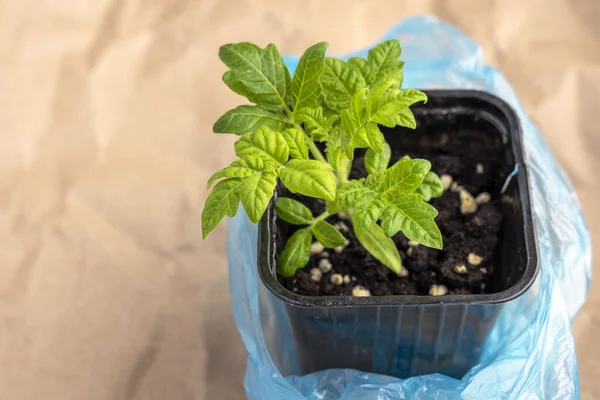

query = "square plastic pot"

[257,90,539,379]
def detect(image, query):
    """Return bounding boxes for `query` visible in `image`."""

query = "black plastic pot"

[257,90,539,379]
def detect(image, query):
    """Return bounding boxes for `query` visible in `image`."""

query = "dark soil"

[277,129,505,297]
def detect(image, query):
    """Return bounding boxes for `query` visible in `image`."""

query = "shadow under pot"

[257,90,539,379]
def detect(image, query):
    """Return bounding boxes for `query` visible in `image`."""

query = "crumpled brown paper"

[0,1,598,399]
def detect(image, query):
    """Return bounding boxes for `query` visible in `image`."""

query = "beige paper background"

[0,1,598,399]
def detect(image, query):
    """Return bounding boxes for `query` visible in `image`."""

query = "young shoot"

[203,39,444,277]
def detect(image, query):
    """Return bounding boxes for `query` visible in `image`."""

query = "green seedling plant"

[202,39,444,277]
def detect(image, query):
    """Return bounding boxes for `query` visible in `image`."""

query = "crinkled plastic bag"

[227,16,592,400]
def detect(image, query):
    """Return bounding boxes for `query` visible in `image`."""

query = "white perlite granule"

[334,221,350,232]
[429,284,448,296]
[352,285,371,297]
[310,242,324,254]
[454,264,468,274]
[310,268,322,282]
[459,189,478,215]
[440,174,453,190]
[330,273,343,285]
[334,239,350,253]
[475,192,491,205]
[318,258,332,273]
[467,253,483,266]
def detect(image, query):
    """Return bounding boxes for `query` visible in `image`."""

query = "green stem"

[283,104,293,118]
[345,156,353,182]
[306,138,328,164]
[337,156,350,185]
[291,122,329,166]
[345,208,355,222]
[288,121,342,191]
[312,211,330,224]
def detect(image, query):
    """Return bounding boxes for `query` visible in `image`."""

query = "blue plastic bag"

[227,16,592,399]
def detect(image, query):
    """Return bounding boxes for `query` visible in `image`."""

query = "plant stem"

[345,157,353,183]
[337,156,350,185]
[306,137,328,164]
[289,121,343,189]
[291,122,329,165]
[284,104,293,119]
[345,208,355,223]
[313,211,330,223]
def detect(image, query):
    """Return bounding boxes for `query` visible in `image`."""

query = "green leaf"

[202,178,242,239]
[312,220,346,248]
[295,107,336,141]
[379,67,404,88]
[234,126,289,164]
[365,142,391,175]
[416,171,444,202]
[370,89,427,128]
[348,57,376,85]
[325,115,338,130]
[278,227,312,277]
[291,42,328,113]
[365,121,384,153]
[343,86,423,153]
[380,193,442,249]
[235,155,278,170]
[319,100,337,119]
[341,109,360,143]
[279,159,337,201]
[275,197,313,225]
[344,143,355,161]
[219,43,288,109]
[352,87,367,124]
[351,127,369,148]
[284,65,293,104]
[365,172,384,190]
[345,89,369,147]
[207,168,236,190]
[355,223,402,274]
[280,128,308,159]
[381,158,431,194]
[394,108,416,129]
[213,105,290,135]
[206,155,271,189]
[320,58,366,111]
[353,194,386,235]
[239,170,278,223]
[366,40,404,83]
[366,79,397,117]
[327,180,376,214]
[326,143,344,170]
